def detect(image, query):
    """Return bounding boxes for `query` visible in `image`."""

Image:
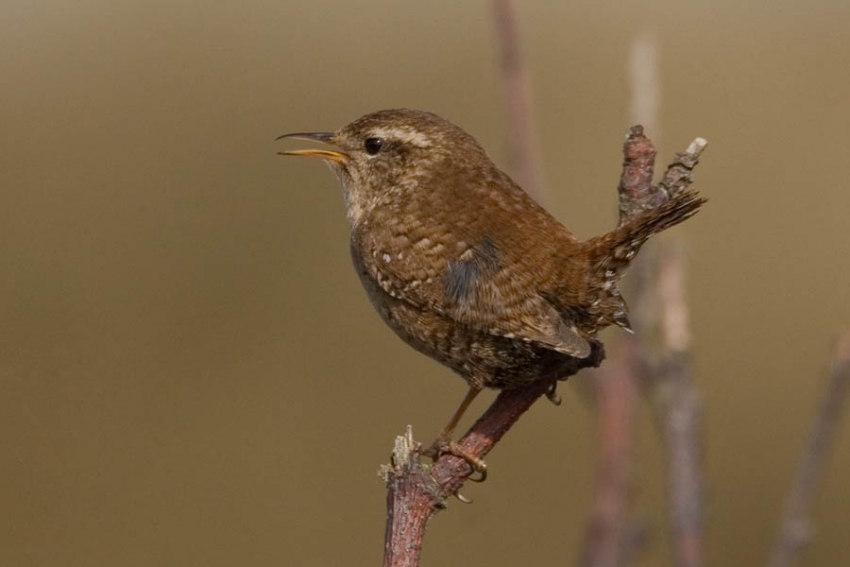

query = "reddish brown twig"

[626,135,708,567]
[582,124,707,567]
[581,35,665,565]
[767,332,850,567]
[618,125,661,221]
[381,370,594,567]
[492,0,546,202]
[613,124,708,567]
[617,131,707,567]
[582,126,658,567]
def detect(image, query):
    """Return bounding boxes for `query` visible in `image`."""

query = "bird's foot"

[423,435,488,483]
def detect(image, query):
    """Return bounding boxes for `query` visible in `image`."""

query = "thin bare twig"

[492,0,547,202]
[582,124,659,567]
[767,332,850,567]
[582,35,662,564]
[650,243,704,567]
[582,339,642,567]
[582,120,708,567]
[382,361,598,567]
[619,117,708,567]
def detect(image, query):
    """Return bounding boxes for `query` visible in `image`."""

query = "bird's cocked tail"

[581,188,706,331]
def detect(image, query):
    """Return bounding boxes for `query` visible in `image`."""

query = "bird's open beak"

[276,132,348,163]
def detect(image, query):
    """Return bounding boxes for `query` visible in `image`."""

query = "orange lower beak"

[276,132,348,163]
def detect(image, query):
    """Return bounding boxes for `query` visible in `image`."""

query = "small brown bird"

[279,109,704,477]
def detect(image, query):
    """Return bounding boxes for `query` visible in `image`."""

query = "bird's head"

[278,108,490,224]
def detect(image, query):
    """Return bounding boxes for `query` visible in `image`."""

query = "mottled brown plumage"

[279,109,704,472]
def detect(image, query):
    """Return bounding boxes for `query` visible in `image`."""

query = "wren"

[279,109,704,476]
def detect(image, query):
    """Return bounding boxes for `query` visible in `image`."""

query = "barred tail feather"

[587,188,706,276]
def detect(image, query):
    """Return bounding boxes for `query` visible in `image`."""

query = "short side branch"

[618,125,661,221]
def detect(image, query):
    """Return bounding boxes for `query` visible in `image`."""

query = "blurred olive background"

[3,0,850,565]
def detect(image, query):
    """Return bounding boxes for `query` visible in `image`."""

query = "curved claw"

[448,442,488,483]
[545,383,562,406]
[426,437,490,483]
[467,465,488,483]
[454,491,474,504]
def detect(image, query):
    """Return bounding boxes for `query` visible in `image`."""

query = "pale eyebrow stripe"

[369,126,432,148]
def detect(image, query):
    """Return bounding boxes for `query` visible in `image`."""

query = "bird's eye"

[364,137,384,155]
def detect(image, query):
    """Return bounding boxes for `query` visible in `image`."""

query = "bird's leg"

[424,385,488,482]
[442,384,481,436]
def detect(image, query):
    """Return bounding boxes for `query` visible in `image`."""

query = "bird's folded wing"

[360,240,591,359]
